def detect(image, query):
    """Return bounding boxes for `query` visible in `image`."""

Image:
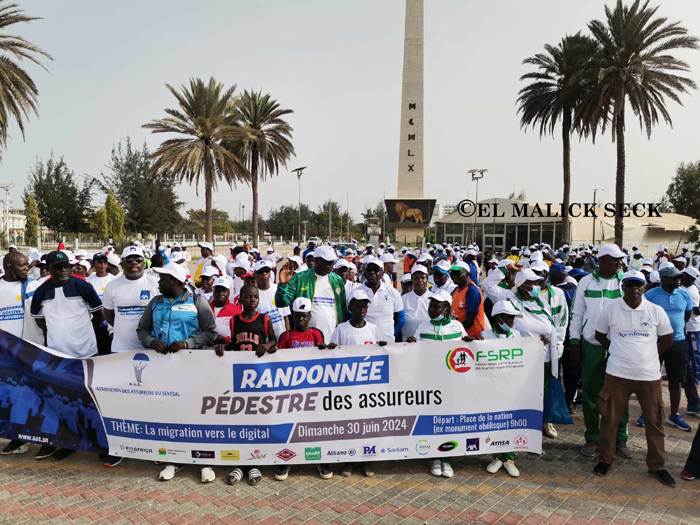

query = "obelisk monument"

[395,0,424,244]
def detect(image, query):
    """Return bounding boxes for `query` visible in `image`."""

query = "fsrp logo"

[446,347,475,373]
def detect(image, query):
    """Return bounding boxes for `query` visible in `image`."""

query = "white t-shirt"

[87,273,116,301]
[683,284,700,333]
[401,290,432,339]
[195,288,213,302]
[355,282,404,342]
[481,327,521,339]
[310,273,338,342]
[103,274,160,352]
[0,278,43,344]
[595,297,673,381]
[257,284,290,339]
[330,320,381,345]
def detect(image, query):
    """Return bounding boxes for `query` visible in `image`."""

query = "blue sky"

[3,0,700,222]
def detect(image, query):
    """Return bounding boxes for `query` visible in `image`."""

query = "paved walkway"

[1,392,699,525]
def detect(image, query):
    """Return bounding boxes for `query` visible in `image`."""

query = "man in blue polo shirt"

[644,265,700,431]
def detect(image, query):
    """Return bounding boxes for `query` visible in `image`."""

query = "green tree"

[667,161,700,219]
[24,153,92,233]
[578,0,699,246]
[518,33,599,245]
[143,78,249,242]
[92,208,109,241]
[184,208,234,237]
[23,193,39,245]
[104,191,125,239]
[231,90,295,247]
[266,204,312,238]
[0,1,52,162]
[95,137,184,235]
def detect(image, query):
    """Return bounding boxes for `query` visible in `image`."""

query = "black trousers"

[685,425,700,476]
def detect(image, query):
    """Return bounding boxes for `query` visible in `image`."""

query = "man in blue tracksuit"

[137,263,217,353]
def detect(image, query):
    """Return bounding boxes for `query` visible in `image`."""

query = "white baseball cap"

[154,262,187,283]
[121,246,144,259]
[380,253,396,263]
[266,246,274,252]
[430,289,453,305]
[201,266,220,278]
[364,256,383,269]
[198,241,214,251]
[411,265,428,275]
[348,289,371,303]
[598,244,625,259]
[253,260,273,273]
[401,273,412,283]
[107,253,121,266]
[334,259,350,269]
[314,245,337,262]
[492,300,523,318]
[621,270,646,285]
[434,260,452,273]
[498,259,514,268]
[682,267,700,279]
[213,276,233,291]
[514,269,541,288]
[530,260,549,273]
[292,297,312,312]
[288,255,302,267]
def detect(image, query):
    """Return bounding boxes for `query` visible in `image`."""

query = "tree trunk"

[251,151,259,247]
[560,111,572,245]
[614,111,625,247]
[205,174,213,242]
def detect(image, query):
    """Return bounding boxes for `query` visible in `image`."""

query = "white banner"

[84,338,544,465]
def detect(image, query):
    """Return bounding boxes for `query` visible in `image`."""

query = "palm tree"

[578,0,698,246]
[517,34,598,245]
[0,1,52,161]
[143,78,249,241]
[231,90,295,246]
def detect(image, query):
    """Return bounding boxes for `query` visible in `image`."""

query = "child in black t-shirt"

[215,284,276,485]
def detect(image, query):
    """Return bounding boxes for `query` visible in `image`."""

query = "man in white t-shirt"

[682,267,700,390]
[354,257,404,343]
[254,260,290,339]
[102,246,160,354]
[0,251,43,345]
[593,270,675,487]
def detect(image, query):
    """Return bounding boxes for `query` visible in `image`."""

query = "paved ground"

[1,390,699,525]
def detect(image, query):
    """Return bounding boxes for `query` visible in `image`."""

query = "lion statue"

[395,202,424,224]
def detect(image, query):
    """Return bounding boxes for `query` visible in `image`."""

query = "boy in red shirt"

[275,297,328,482]
[277,297,325,349]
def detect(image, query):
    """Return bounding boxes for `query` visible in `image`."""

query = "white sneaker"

[543,423,558,438]
[441,462,453,478]
[503,461,520,477]
[429,459,442,476]
[159,464,178,481]
[201,467,215,483]
[486,459,503,474]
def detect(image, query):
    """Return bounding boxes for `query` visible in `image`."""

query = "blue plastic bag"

[543,377,573,425]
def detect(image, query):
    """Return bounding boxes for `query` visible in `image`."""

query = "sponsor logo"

[191,450,215,459]
[158,448,167,456]
[514,435,529,449]
[305,447,322,461]
[485,436,510,448]
[362,445,377,458]
[475,348,524,362]
[446,347,475,373]
[438,441,458,453]
[131,353,150,385]
[415,440,431,455]
[327,450,349,457]
[349,448,356,456]
[140,290,151,301]
[248,449,267,460]
[122,445,153,454]
[381,447,409,454]
[221,450,240,461]
[276,449,297,461]
[466,438,480,452]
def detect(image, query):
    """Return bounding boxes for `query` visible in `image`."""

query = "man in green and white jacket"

[276,245,347,342]
[569,244,631,459]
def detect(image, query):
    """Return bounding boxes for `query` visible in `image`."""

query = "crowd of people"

[2,238,700,487]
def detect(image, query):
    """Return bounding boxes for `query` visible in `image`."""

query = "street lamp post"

[292,167,307,243]
[467,169,488,244]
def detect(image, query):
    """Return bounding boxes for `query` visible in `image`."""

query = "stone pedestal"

[395,225,424,246]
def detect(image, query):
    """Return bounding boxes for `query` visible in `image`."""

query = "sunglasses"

[123,257,144,264]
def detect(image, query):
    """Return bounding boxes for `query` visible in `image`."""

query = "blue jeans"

[687,332,700,385]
